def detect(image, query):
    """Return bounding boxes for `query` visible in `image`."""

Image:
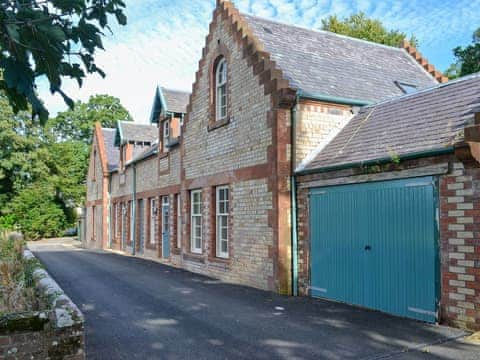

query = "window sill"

[166,138,180,149]
[183,252,205,264]
[208,255,230,264]
[208,118,230,132]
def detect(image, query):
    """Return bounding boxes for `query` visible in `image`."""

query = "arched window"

[215,57,227,121]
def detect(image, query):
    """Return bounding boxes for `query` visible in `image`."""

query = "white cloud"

[38,0,480,123]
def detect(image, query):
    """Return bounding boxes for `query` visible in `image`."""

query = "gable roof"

[242,13,440,104]
[149,85,190,123]
[300,73,480,172]
[101,128,120,172]
[115,121,158,146]
[162,87,190,114]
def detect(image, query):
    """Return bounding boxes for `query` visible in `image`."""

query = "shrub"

[0,232,36,313]
[10,183,67,241]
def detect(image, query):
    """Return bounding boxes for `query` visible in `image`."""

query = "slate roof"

[101,128,120,172]
[300,73,480,172]
[242,14,438,103]
[161,87,190,114]
[130,142,159,164]
[118,121,158,145]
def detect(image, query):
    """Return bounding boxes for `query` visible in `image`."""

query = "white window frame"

[163,119,170,152]
[216,186,229,258]
[92,206,96,239]
[113,203,118,239]
[190,190,202,254]
[215,57,227,121]
[177,194,181,248]
[130,201,134,242]
[150,198,156,245]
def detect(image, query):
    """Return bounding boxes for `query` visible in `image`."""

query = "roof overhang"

[296,147,455,176]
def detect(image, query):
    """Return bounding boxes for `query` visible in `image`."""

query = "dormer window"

[215,57,227,121]
[163,119,170,152]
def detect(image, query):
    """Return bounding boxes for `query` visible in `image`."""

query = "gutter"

[296,147,455,176]
[298,91,373,107]
[290,94,299,296]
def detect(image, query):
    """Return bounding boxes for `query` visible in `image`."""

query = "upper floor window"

[163,119,170,152]
[215,57,227,121]
[92,149,97,180]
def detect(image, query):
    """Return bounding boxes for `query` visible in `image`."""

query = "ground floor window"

[190,190,202,254]
[92,206,96,240]
[150,198,156,244]
[216,186,229,258]
[113,203,118,241]
[129,201,134,242]
[176,194,181,248]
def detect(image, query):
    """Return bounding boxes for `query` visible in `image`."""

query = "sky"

[38,0,480,123]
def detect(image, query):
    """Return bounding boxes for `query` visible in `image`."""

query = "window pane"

[221,240,228,253]
[221,226,227,241]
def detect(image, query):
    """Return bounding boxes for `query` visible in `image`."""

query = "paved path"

[29,239,479,360]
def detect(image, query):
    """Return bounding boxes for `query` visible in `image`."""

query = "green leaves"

[447,27,480,79]
[0,0,127,123]
[322,12,419,48]
[46,94,132,143]
[0,91,131,238]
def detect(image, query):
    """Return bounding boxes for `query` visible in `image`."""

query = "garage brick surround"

[296,155,480,330]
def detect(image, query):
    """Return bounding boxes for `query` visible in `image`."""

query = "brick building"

[85,0,480,329]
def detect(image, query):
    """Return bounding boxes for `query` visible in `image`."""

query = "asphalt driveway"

[29,239,479,360]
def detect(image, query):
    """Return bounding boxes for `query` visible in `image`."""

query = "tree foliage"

[9,182,67,241]
[0,92,130,239]
[46,94,132,142]
[322,12,419,48]
[0,0,127,123]
[447,28,480,79]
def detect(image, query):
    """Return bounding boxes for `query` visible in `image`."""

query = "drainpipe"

[132,163,137,256]
[291,94,300,296]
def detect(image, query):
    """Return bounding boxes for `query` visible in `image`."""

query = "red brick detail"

[401,40,448,83]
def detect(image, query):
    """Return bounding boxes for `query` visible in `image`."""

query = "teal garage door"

[310,176,439,322]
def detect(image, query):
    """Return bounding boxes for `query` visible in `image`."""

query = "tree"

[0,0,127,123]
[46,94,132,142]
[9,181,67,240]
[0,96,50,211]
[447,28,480,79]
[322,12,419,48]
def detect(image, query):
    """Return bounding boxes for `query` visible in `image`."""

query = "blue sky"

[38,0,480,123]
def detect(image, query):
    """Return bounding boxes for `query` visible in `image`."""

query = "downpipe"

[291,95,299,296]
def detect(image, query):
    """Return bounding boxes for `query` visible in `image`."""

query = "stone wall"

[85,132,106,249]
[0,250,85,359]
[178,9,276,291]
[295,101,352,168]
[296,154,480,330]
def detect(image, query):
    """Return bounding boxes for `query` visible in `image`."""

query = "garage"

[309,176,439,323]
